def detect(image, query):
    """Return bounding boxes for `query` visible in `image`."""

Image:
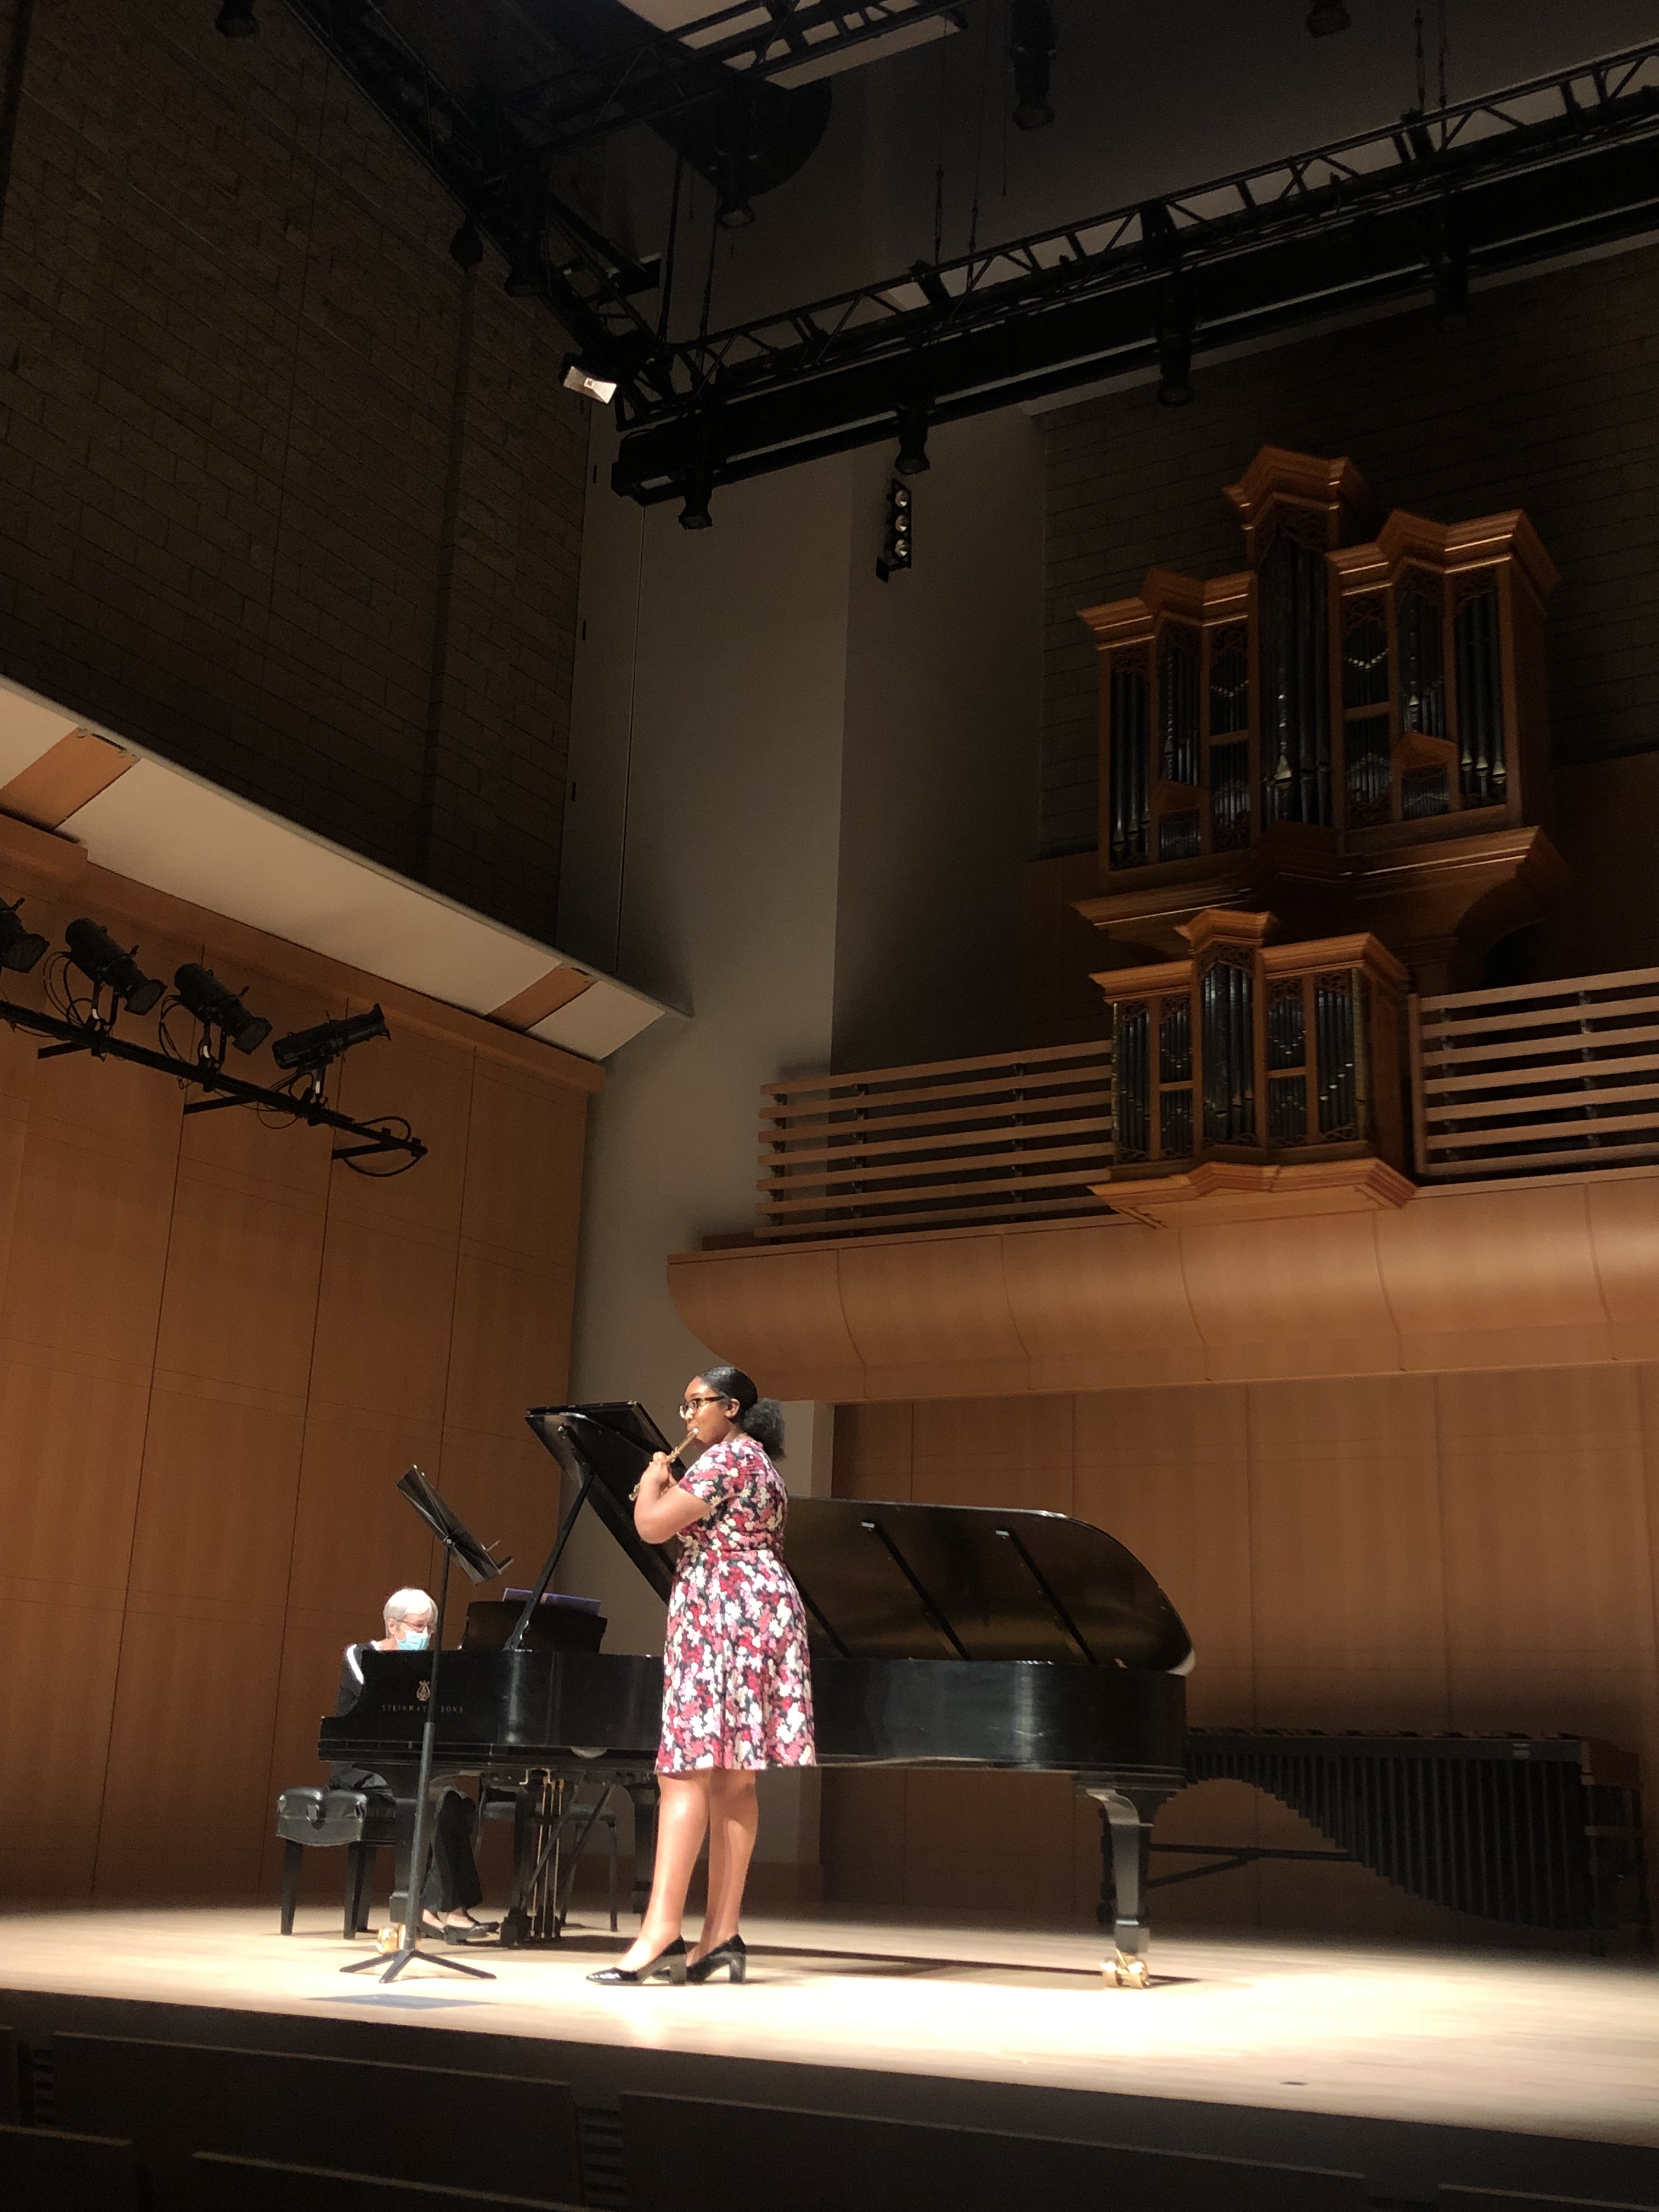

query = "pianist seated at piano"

[333,1588,496,1943]
[588,1368,814,1989]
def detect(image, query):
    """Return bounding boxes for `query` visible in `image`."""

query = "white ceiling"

[0,673,670,1063]
[623,1,957,86]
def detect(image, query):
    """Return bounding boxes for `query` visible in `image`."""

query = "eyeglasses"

[680,1393,732,1417]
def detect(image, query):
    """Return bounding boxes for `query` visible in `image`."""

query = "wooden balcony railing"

[749,965,1659,1248]
[756,1042,1113,1240]
[1412,965,1659,1180]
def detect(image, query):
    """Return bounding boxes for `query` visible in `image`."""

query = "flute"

[629,1431,701,1502]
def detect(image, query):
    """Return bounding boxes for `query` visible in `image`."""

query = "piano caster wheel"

[1110,1952,1150,1989]
[377,1923,405,1954]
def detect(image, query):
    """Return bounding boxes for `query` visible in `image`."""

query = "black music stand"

[342,1467,506,1985]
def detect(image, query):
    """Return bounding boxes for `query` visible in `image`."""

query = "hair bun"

[696,1365,784,1458]
[741,1396,786,1459]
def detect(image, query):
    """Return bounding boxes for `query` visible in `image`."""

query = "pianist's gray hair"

[698,1365,785,1459]
[384,1587,436,1627]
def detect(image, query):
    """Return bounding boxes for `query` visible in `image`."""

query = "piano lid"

[783,1498,1193,1673]
[526,1402,679,1601]
[524,1402,1194,1674]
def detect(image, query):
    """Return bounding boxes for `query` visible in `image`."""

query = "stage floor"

[2,1900,1657,2155]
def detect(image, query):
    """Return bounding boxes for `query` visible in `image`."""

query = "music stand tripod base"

[341,1464,507,1985]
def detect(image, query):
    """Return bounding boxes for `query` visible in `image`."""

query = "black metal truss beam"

[277,0,662,356]
[274,0,962,353]
[495,0,968,151]
[3,998,427,1166]
[612,40,1659,505]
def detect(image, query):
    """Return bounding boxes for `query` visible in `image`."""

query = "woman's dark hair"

[699,1365,785,1459]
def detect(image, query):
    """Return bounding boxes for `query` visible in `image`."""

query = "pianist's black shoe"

[587,1937,687,1987]
[686,1934,746,1985]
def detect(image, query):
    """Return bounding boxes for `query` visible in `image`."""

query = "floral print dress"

[656,1431,816,1773]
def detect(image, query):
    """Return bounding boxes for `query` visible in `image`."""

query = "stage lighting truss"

[607,36,1659,506]
[4,905,426,1172]
[261,8,1659,506]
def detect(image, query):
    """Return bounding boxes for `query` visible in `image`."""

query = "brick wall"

[0,0,587,939]
[1042,241,1659,856]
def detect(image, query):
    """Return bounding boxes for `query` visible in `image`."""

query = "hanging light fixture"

[562,355,619,405]
[678,472,714,531]
[449,216,484,272]
[0,897,48,974]
[64,918,165,1015]
[272,1003,390,1076]
[895,403,931,477]
[174,962,273,1056]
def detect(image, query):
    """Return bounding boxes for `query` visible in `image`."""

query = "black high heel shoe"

[587,1937,687,1987]
[686,1934,746,1985]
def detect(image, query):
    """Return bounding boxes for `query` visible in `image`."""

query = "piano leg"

[498,1775,542,1949]
[1082,1784,1179,1988]
[624,1779,659,1918]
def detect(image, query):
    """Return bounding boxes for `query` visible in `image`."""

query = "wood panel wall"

[825,1376,1659,1943]
[0,819,595,1902]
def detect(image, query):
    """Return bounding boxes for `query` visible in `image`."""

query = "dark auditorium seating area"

[3,2022,1657,2212]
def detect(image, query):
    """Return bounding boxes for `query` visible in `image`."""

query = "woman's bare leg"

[616,1775,709,1968]
[693,1770,758,1958]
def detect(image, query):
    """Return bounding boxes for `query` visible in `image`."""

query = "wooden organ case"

[1076,446,1564,985]
[1076,447,1565,1226]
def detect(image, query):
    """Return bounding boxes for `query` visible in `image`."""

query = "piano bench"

[275,1788,399,1940]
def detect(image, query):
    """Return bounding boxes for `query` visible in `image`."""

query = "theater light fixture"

[1009,0,1058,131]
[0,898,48,974]
[449,217,484,273]
[215,0,259,34]
[174,962,273,1057]
[562,354,619,405]
[895,404,931,477]
[876,478,913,583]
[678,472,714,531]
[65,917,165,1016]
[1306,1,1351,32]
[272,1003,390,1076]
[1155,294,1195,406]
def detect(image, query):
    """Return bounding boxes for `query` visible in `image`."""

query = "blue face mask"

[395,1629,431,1651]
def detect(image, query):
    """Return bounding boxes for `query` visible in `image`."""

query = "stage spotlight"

[449,216,484,272]
[876,478,913,583]
[1433,247,1469,327]
[1432,205,1470,328]
[216,0,258,33]
[174,962,273,1056]
[272,1003,389,1076]
[503,235,545,298]
[1009,0,1058,130]
[1156,339,1193,405]
[1306,1,1351,32]
[562,354,619,405]
[895,404,930,477]
[678,473,714,531]
[716,105,757,229]
[0,898,48,974]
[65,918,165,1015]
[1155,292,1195,406]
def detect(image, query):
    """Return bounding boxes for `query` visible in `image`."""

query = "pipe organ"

[1093,909,1410,1227]
[1077,448,1564,993]
[1076,447,1564,1224]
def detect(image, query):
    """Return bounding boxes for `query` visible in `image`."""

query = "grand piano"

[319,1402,1194,1985]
